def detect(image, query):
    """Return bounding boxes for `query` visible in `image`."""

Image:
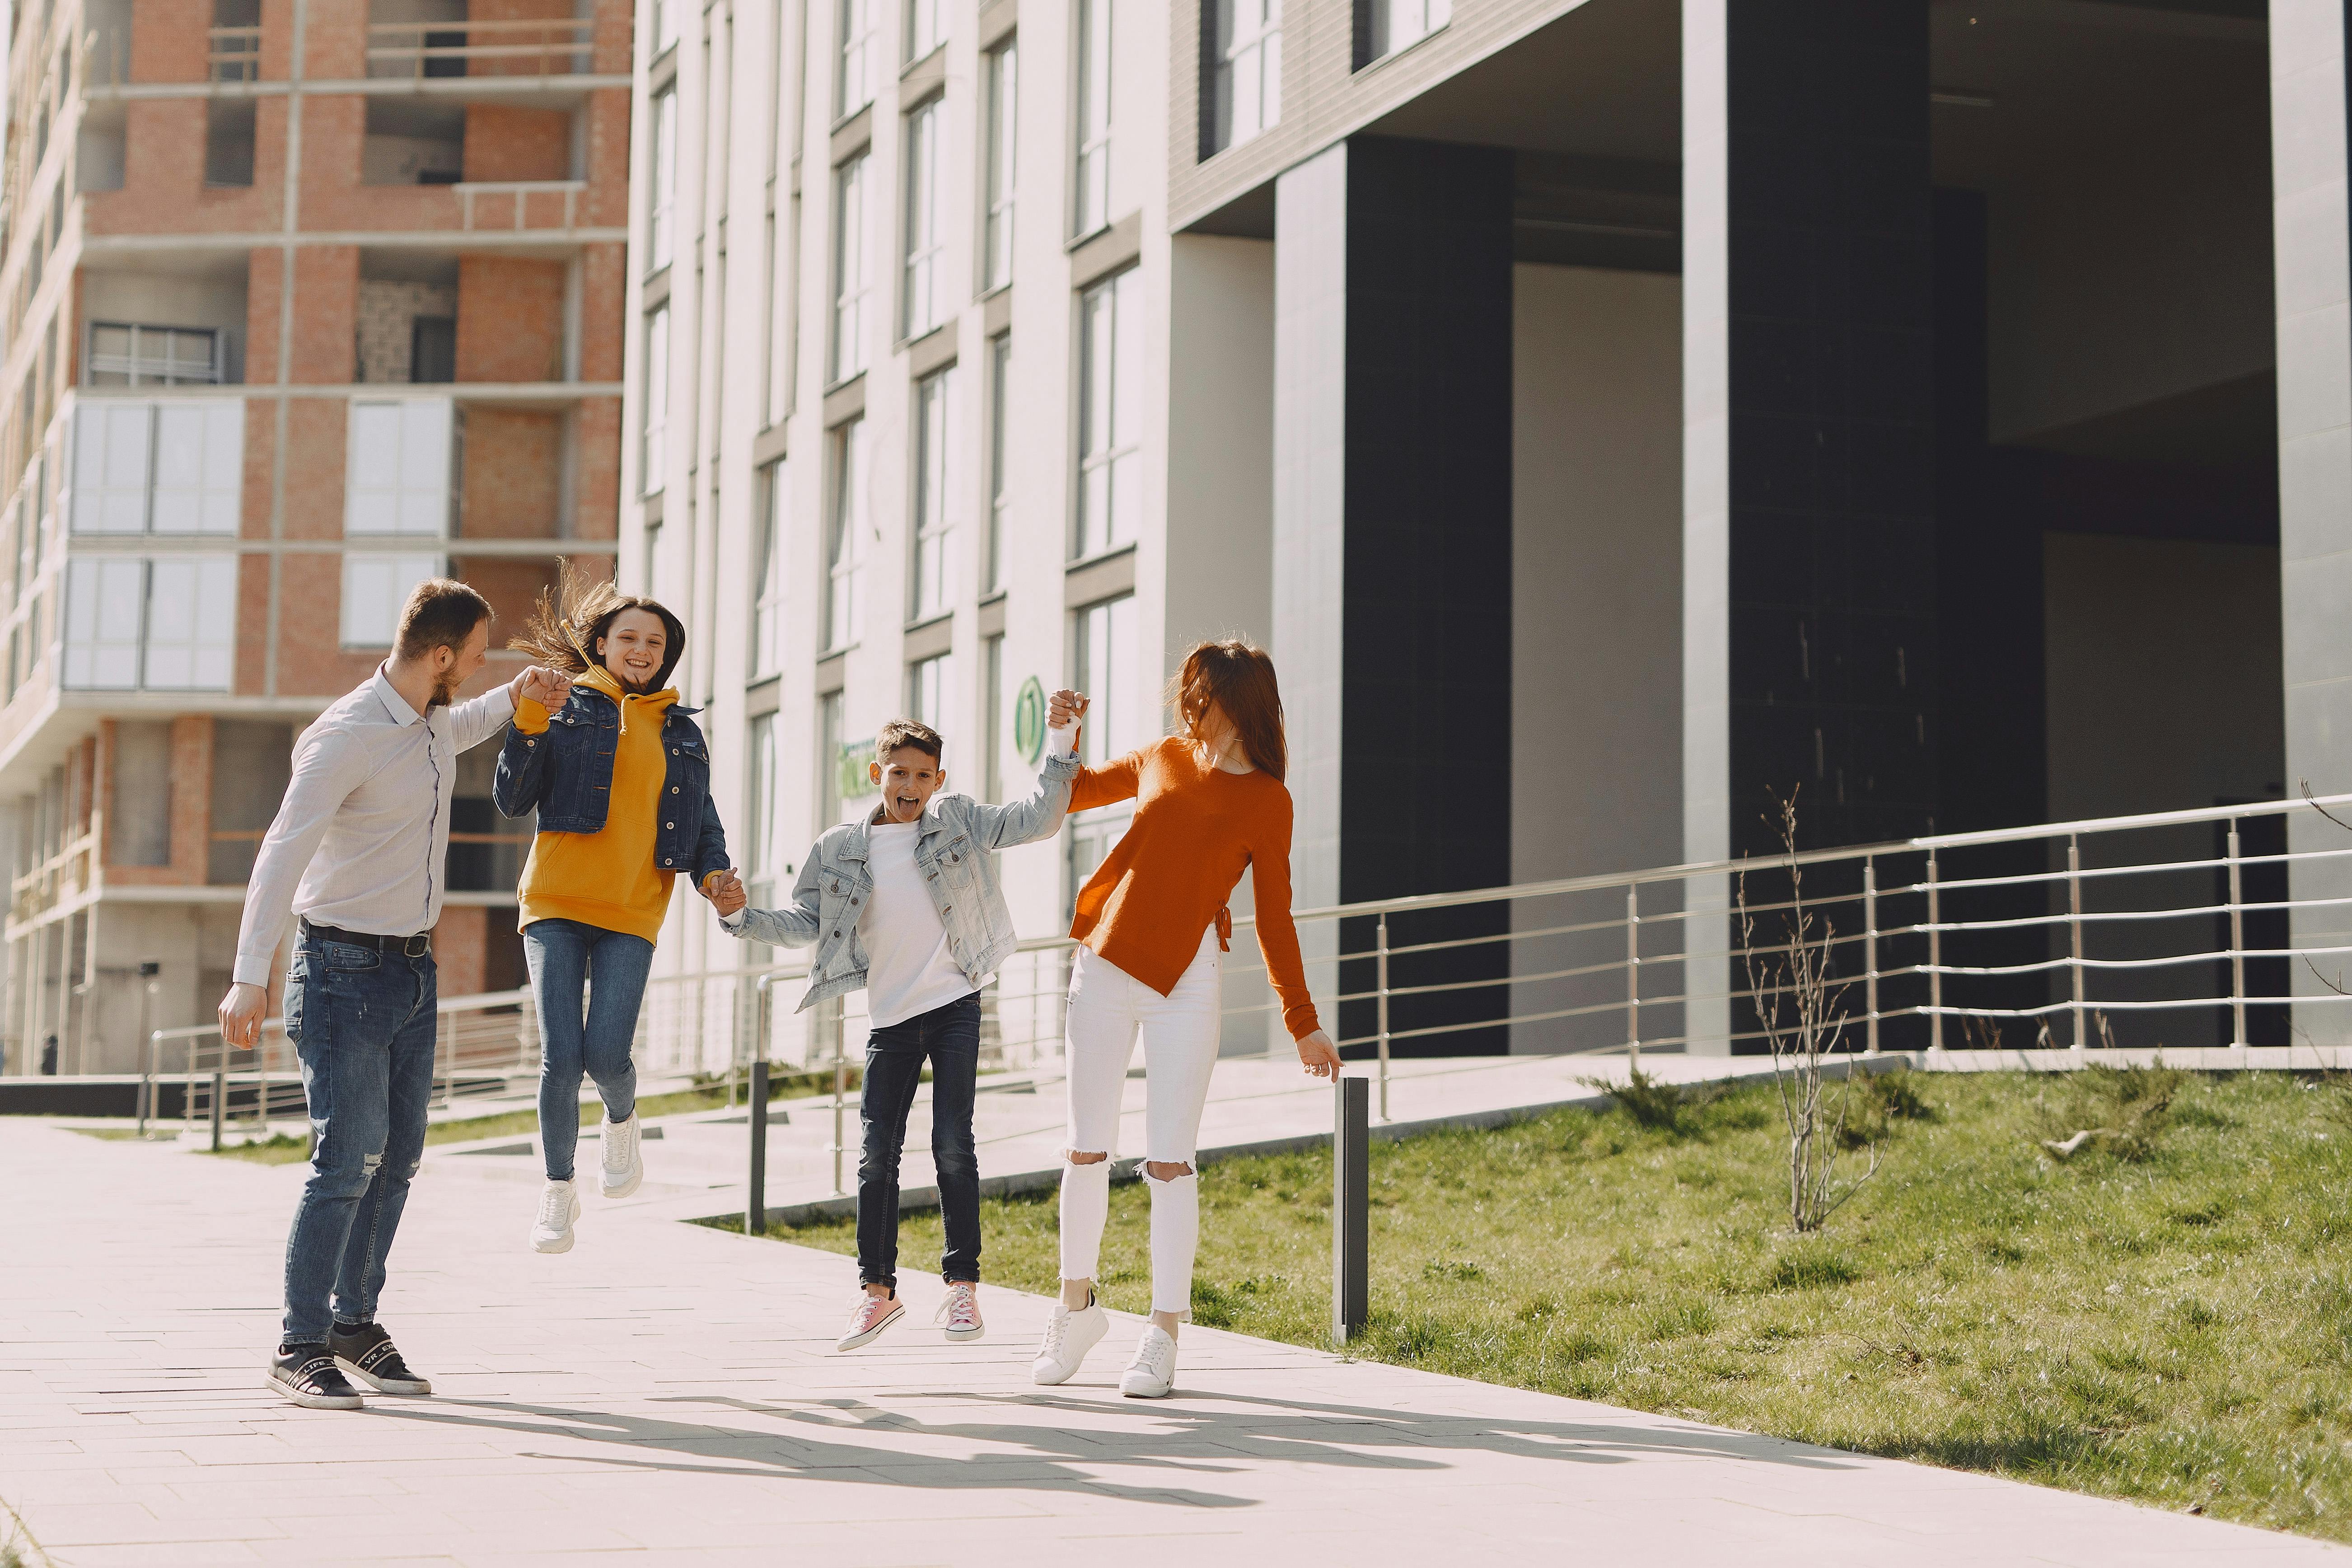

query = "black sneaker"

[328,1321,433,1395]
[269,1343,364,1409]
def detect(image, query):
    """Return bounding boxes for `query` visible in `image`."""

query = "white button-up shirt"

[233,668,515,986]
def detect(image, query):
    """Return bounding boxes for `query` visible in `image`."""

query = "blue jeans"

[524,919,653,1183]
[857,992,982,1290]
[281,934,438,1346]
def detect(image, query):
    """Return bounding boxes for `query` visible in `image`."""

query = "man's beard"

[429,669,465,708]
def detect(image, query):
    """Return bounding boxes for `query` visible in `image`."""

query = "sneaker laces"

[1039,1306,1072,1358]
[536,1184,573,1229]
[603,1118,636,1165]
[1134,1330,1174,1380]
[934,1284,978,1329]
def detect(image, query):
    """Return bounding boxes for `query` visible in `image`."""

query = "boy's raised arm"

[972,691,1084,849]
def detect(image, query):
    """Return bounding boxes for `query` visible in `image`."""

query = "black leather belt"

[300,918,432,958]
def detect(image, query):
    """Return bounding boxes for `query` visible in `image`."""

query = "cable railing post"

[2228,819,2249,1062]
[1625,884,1641,1064]
[137,1029,154,1137]
[746,1058,769,1236]
[210,1067,226,1152]
[1863,856,1880,1056]
[831,1003,848,1198]
[2068,833,2087,1060]
[1375,912,1391,1123]
[1926,851,1944,1057]
[1332,1074,1368,1345]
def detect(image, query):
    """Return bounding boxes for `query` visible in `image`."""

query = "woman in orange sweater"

[1030,638,1342,1398]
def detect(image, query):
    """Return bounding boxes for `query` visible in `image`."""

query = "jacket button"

[666,822,674,828]
[671,786,678,794]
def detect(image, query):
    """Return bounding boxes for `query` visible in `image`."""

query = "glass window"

[1361,0,1449,67]
[68,400,243,536]
[910,367,954,621]
[831,156,870,384]
[986,332,1010,593]
[1073,0,1111,236]
[745,711,780,906]
[1066,592,1136,917]
[907,0,946,61]
[85,323,220,387]
[648,86,677,274]
[818,688,847,826]
[642,307,670,494]
[341,553,444,649]
[908,650,952,733]
[752,460,786,675]
[1207,0,1281,154]
[983,42,1017,290]
[652,0,681,54]
[62,556,234,692]
[838,0,878,115]
[344,400,451,538]
[903,99,946,339]
[825,417,867,651]
[1075,269,1141,559]
[983,632,1004,803]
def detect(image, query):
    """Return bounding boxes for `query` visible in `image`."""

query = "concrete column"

[2274,0,2352,1040]
[1272,136,1514,1054]
[1683,0,1935,1051]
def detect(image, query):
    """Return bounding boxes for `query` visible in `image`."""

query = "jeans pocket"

[322,942,381,973]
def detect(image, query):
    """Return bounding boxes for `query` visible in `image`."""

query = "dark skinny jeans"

[856,992,982,1291]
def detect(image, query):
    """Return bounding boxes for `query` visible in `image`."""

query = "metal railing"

[365,19,598,81]
[117,792,2352,1149]
[207,25,262,84]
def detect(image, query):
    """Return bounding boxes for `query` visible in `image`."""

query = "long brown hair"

[509,559,687,693]
[1168,637,1287,782]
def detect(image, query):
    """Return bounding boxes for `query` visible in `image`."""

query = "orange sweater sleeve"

[1249,790,1323,1041]
[1069,746,1146,814]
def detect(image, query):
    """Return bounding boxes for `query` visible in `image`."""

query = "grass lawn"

[754,1067,2352,1540]
[185,1066,864,1164]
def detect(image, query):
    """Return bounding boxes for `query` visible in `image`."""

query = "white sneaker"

[935,1281,984,1342]
[1120,1324,1178,1399]
[599,1112,643,1199]
[1030,1297,1107,1385]
[530,1179,580,1253]
[837,1292,905,1351]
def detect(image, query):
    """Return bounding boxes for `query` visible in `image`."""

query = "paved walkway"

[5,1116,2344,1566]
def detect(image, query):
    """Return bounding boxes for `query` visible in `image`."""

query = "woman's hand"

[513,665,574,708]
[1295,1029,1343,1080]
[702,869,748,917]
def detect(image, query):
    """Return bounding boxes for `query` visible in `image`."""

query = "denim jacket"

[490,685,731,884]
[729,750,1080,1011]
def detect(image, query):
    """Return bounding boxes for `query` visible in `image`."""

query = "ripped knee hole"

[1143,1161,1194,1181]
[1066,1149,1109,1165]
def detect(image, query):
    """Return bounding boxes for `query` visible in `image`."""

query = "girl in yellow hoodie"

[494,570,734,1254]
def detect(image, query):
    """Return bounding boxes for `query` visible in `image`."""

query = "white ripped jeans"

[1057,927,1222,1315]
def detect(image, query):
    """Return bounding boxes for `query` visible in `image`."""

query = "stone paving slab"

[4,1114,2346,1565]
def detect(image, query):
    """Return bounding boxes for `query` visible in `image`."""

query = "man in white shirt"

[220,579,570,1410]
[708,698,1081,1350]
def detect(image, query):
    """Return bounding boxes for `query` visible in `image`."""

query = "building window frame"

[1354,0,1450,70]
[751,459,787,675]
[982,41,1017,291]
[902,98,947,341]
[824,416,868,651]
[1203,0,1280,157]
[1074,268,1141,561]
[647,84,678,275]
[838,0,879,117]
[909,366,955,622]
[907,649,953,733]
[986,331,1010,593]
[641,305,670,495]
[1072,0,1112,238]
[831,155,870,385]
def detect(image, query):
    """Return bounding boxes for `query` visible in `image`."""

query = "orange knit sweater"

[1067,737,1322,1040]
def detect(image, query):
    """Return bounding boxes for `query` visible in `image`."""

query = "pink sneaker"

[836,1292,904,1351]
[935,1282,984,1342]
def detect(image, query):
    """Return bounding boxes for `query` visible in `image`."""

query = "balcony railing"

[366,19,598,81]
[207,25,261,84]
[455,180,587,232]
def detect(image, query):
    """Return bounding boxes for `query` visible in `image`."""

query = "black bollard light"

[746,1059,769,1236]
[1333,1075,1368,1343]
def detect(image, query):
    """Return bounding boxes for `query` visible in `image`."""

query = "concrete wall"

[1508,262,1682,1051]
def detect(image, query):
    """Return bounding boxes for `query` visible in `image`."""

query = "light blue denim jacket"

[726,750,1081,1011]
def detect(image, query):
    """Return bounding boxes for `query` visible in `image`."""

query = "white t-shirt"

[859,820,977,1028]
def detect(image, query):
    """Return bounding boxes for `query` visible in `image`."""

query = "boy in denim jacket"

[708,692,1082,1347]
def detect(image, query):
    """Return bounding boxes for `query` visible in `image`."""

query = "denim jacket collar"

[561,684,701,720]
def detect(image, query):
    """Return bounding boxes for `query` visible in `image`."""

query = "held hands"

[218,982,267,1052]
[1048,689,1088,729]
[512,665,575,709]
[1296,1028,1343,1080]
[702,867,748,918]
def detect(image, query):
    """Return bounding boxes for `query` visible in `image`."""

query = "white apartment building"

[628,0,2352,1057]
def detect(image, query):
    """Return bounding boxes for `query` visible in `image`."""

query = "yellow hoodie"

[514,666,684,944]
